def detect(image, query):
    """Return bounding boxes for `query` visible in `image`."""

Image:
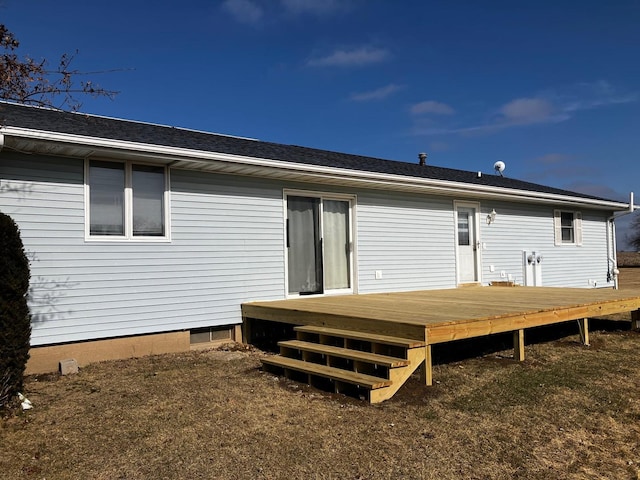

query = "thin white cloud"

[556,80,638,113]
[499,98,558,124]
[411,81,637,137]
[411,97,567,136]
[563,93,638,112]
[307,46,390,67]
[521,154,600,184]
[280,0,348,15]
[410,100,455,116]
[530,153,573,166]
[531,153,573,165]
[222,0,263,24]
[350,84,403,102]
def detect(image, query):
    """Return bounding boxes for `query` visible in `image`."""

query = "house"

[0,102,635,374]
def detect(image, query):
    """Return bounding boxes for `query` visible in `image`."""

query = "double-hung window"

[553,210,582,246]
[86,160,170,240]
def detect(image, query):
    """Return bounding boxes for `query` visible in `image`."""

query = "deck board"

[243,286,640,344]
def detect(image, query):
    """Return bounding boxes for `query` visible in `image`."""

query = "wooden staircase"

[261,325,427,403]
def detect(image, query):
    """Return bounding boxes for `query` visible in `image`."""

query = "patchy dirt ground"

[2,271,640,480]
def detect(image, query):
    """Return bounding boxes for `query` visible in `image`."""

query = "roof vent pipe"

[418,152,427,166]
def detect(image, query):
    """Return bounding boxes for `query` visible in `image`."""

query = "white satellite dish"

[494,161,505,176]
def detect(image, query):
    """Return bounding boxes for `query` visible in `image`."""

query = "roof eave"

[0,126,631,211]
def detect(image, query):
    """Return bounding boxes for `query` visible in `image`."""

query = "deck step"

[294,325,425,349]
[278,340,410,368]
[261,356,392,390]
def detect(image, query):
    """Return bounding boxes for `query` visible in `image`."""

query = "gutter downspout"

[607,192,636,289]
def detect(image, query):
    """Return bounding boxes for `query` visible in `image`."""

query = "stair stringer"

[369,346,427,403]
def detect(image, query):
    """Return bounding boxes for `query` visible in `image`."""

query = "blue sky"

[3,0,639,247]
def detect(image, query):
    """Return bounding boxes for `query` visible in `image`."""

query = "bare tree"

[627,213,640,251]
[0,24,118,111]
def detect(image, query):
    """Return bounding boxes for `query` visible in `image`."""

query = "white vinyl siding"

[1,151,617,348]
[2,153,283,346]
[357,192,456,292]
[482,203,608,288]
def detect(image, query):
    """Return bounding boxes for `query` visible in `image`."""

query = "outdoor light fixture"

[487,209,497,224]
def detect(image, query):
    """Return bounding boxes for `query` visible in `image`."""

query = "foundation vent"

[190,326,233,345]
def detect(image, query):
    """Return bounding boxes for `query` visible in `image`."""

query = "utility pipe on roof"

[0,132,4,152]
[607,192,636,289]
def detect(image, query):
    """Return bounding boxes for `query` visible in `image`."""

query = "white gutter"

[1,125,632,211]
[606,192,637,289]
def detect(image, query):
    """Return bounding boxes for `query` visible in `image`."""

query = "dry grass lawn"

[617,252,640,269]
[2,269,640,479]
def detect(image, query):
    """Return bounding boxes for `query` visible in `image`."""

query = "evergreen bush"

[0,212,31,409]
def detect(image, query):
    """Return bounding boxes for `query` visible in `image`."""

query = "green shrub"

[0,212,31,409]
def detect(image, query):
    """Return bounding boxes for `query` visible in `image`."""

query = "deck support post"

[632,310,640,330]
[513,329,525,362]
[577,318,590,346]
[241,316,251,344]
[420,345,433,386]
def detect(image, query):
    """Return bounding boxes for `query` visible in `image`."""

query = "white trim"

[3,126,631,211]
[283,189,357,298]
[84,159,171,243]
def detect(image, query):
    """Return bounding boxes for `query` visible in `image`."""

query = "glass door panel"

[323,200,351,290]
[287,196,322,295]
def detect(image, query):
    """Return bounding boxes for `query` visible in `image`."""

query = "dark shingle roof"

[0,102,614,203]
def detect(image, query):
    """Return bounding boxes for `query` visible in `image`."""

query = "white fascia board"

[1,126,630,211]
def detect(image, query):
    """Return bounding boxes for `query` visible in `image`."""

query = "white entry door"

[455,203,480,284]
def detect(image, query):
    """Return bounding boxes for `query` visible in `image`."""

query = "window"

[554,210,582,246]
[86,160,169,240]
[457,210,471,246]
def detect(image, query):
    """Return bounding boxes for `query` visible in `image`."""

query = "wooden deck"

[243,286,640,400]
[242,286,640,345]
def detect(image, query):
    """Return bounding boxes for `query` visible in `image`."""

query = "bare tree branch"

[0,24,120,111]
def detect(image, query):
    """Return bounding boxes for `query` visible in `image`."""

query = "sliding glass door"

[286,194,353,296]
[287,196,323,295]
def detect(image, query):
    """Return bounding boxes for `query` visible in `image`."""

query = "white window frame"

[553,209,582,246]
[84,159,171,242]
